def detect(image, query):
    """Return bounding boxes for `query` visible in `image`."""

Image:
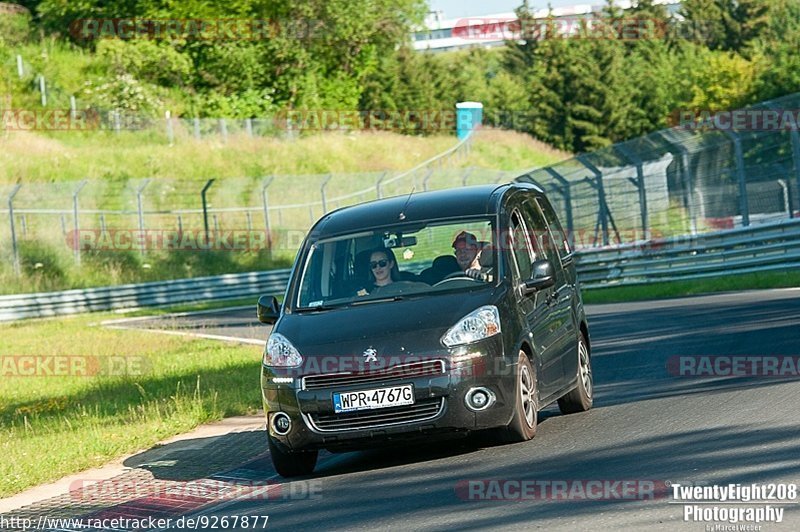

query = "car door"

[508,207,562,397]
[535,195,580,379]
[521,198,578,389]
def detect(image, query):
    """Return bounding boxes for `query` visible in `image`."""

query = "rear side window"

[535,197,571,258]
[521,200,561,273]
[510,210,533,280]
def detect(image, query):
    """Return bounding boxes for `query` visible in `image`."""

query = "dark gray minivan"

[258,183,592,477]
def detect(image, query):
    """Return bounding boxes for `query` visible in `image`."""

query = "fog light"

[465,387,496,411]
[271,412,292,435]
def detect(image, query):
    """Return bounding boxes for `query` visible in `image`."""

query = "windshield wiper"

[350,295,405,306]
[295,304,345,313]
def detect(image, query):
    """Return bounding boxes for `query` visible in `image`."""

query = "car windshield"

[295,219,497,309]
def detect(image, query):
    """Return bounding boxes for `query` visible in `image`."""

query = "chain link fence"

[0,136,527,273]
[517,93,800,249]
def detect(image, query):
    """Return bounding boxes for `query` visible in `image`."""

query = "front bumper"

[260,336,515,452]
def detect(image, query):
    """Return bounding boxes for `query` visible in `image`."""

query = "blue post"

[455,102,483,140]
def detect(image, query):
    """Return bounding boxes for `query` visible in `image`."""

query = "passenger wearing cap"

[452,231,486,280]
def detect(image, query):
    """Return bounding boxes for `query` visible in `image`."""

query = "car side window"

[522,200,564,280]
[535,197,571,258]
[510,210,533,280]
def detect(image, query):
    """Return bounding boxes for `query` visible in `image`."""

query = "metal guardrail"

[576,217,800,289]
[0,270,291,321]
[1,219,798,321]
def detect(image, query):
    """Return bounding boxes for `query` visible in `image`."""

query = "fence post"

[7,184,22,276]
[461,167,473,187]
[766,102,800,216]
[72,180,87,265]
[376,171,388,199]
[136,179,150,256]
[422,169,434,191]
[193,117,201,139]
[100,213,106,233]
[246,118,254,138]
[544,168,575,249]
[788,129,800,216]
[16,55,23,78]
[577,155,619,246]
[320,174,332,213]
[616,144,650,239]
[38,75,46,106]
[201,179,215,250]
[776,178,791,217]
[165,110,174,145]
[70,96,77,121]
[661,134,698,235]
[261,177,274,258]
[219,119,228,142]
[113,110,121,134]
[722,130,750,227]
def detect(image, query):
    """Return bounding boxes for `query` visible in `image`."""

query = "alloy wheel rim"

[519,363,536,428]
[579,340,592,398]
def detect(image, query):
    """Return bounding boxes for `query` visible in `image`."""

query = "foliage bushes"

[4,0,800,149]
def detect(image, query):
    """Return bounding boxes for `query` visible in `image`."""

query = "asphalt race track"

[108,287,800,531]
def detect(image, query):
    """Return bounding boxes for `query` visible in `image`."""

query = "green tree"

[679,0,774,53]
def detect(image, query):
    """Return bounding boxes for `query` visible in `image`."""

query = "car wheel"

[557,332,593,414]
[499,351,538,443]
[268,435,318,477]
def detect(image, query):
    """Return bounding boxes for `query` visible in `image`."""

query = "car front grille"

[301,359,446,390]
[304,398,445,432]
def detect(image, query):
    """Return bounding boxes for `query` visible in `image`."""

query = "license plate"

[333,384,414,413]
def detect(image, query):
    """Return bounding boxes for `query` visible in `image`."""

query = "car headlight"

[442,305,501,347]
[264,333,303,367]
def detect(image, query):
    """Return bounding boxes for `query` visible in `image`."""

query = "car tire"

[499,351,538,443]
[268,435,318,477]
[557,332,593,414]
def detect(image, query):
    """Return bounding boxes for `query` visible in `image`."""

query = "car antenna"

[398,186,415,221]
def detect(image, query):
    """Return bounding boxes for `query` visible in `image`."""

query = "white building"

[411,1,682,52]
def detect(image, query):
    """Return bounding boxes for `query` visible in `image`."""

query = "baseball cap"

[452,231,478,248]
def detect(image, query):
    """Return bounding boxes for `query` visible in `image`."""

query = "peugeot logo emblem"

[363,348,378,363]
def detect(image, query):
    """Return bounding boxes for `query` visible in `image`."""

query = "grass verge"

[582,270,800,304]
[0,129,567,183]
[0,314,265,498]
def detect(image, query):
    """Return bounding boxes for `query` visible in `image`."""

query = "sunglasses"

[370,259,389,269]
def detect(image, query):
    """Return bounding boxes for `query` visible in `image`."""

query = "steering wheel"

[433,274,480,288]
[442,271,473,281]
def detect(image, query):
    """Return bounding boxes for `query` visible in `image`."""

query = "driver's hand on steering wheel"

[464,268,483,279]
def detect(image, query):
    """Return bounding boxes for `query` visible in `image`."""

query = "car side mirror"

[521,259,555,294]
[257,295,281,324]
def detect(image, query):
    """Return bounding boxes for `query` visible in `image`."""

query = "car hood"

[274,288,497,358]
